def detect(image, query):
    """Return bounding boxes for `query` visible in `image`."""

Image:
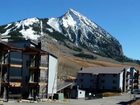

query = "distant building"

[125,67,139,92]
[76,67,139,93]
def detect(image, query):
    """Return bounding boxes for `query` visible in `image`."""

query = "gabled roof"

[78,67,130,74]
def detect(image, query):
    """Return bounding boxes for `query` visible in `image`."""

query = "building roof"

[0,41,48,55]
[78,67,129,74]
[23,46,48,55]
[0,42,22,51]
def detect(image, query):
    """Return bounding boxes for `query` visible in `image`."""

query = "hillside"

[58,54,140,79]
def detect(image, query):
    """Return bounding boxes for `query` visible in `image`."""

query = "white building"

[71,88,85,99]
[125,67,139,92]
[76,67,139,93]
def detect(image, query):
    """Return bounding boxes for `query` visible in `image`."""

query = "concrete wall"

[119,72,123,91]
[47,55,58,95]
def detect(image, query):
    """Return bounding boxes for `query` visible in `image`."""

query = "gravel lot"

[1,93,139,105]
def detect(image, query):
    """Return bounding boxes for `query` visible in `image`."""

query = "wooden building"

[0,40,58,101]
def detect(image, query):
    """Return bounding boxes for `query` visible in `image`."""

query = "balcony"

[9,76,22,82]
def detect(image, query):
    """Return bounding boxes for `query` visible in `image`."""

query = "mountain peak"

[66,8,82,19]
[68,8,75,12]
[0,9,124,59]
[68,8,79,14]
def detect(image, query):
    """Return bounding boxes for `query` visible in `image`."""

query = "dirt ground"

[1,93,140,105]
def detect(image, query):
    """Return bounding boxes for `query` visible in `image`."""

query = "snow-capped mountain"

[0,17,40,40]
[0,9,123,59]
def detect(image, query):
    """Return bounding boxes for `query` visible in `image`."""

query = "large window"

[80,79,83,82]
[81,84,83,88]
[90,74,92,77]
[81,73,84,76]
[102,86,105,89]
[102,74,105,77]
[90,79,94,82]
[112,80,117,84]
[112,86,117,90]
[113,74,117,77]
[101,80,105,83]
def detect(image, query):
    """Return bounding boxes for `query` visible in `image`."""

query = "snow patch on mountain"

[19,17,39,26]
[61,14,76,28]
[22,17,39,26]
[67,9,98,29]
[1,18,40,40]
[4,24,11,29]
[1,28,11,35]
[47,18,62,33]
[14,18,39,29]
[20,28,39,40]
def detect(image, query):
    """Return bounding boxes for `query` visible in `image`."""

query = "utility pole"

[0,53,2,95]
[0,33,1,41]
[40,21,43,37]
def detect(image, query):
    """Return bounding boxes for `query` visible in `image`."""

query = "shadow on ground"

[118,98,139,105]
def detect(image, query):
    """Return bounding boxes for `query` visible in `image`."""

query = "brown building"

[0,40,58,101]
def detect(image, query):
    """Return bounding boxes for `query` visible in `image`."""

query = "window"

[101,80,105,83]
[113,74,117,77]
[112,86,117,90]
[90,85,92,89]
[112,80,116,84]
[80,79,83,82]
[102,74,105,77]
[81,84,83,88]
[102,86,105,89]
[81,73,84,76]
[90,79,94,82]
[26,60,29,67]
[90,74,92,77]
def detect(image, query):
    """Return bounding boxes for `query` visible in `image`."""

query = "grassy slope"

[43,37,140,80]
[58,54,140,78]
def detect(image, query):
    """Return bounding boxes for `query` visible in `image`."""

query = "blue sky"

[0,0,140,60]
